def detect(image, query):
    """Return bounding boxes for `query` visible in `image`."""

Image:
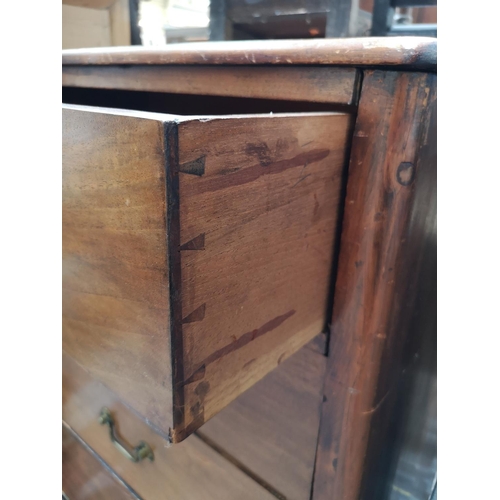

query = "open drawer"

[62,102,351,442]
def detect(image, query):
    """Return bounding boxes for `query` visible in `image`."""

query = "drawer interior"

[62,86,353,116]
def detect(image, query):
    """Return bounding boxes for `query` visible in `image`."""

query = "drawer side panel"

[62,107,173,434]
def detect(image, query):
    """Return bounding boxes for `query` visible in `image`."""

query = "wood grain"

[61,37,437,71]
[175,112,352,440]
[358,73,437,500]
[63,104,351,443]
[199,341,327,500]
[312,70,437,500]
[62,425,138,500]
[63,353,276,500]
[62,66,360,105]
[62,106,174,435]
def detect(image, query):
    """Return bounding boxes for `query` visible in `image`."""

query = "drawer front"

[63,424,138,500]
[63,353,275,500]
[62,65,359,105]
[62,107,173,438]
[63,104,351,441]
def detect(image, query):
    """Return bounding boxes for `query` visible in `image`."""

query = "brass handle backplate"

[98,407,154,462]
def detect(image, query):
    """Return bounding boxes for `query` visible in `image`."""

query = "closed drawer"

[63,353,275,500]
[62,424,137,500]
[63,103,351,442]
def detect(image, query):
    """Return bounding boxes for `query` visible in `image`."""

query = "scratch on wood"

[361,389,391,415]
[392,485,413,498]
[292,173,312,188]
[243,358,257,370]
[277,352,287,365]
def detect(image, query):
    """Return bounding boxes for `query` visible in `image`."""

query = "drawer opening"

[62,86,353,116]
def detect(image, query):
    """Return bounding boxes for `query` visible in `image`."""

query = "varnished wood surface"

[199,339,327,500]
[62,66,360,105]
[62,106,175,436]
[61,37,437,71]
[63,353,276,500]
[63,104,351,442]
[62,425,138,500]
[312,70,437,500]
[175,112,351,440]
[358,73,437,500]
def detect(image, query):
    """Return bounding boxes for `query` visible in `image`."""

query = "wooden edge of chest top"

[61,37,437,71]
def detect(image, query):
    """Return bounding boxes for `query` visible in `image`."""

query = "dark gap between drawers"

[62,86,355,115]
[195,431,287,500]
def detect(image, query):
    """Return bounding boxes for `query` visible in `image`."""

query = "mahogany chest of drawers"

[62,37,437,500]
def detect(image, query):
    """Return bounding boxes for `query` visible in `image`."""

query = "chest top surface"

[62,37,437,71]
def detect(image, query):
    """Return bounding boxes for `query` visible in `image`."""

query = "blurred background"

[62,0,437,49]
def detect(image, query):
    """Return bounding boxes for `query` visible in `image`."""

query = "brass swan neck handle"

[98,407,154,463]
